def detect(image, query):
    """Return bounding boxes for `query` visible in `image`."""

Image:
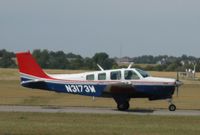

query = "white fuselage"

[48,68,176,85]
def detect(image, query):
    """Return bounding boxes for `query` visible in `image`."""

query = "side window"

[98,73,106,80]
[110,71,121,80]
[86,74,94,80]
[124,70,140,80]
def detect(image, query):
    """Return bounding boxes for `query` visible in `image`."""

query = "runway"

[0,105,199,116]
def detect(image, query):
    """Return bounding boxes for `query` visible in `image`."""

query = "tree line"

[131,55,200,72]
[0,49,199,72]
[0,49,117,70]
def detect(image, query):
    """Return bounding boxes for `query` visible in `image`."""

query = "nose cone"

[175,80,183,87]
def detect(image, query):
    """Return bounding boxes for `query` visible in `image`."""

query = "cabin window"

[110,71,121,80]
[98,73,106,80]
[124,70,140,80]
[86,74,94,80]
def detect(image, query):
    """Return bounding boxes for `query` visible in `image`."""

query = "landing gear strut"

[167,99,176,111]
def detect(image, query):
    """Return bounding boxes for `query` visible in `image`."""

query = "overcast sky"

[1,0,200,57]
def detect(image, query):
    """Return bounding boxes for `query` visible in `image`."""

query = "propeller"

[176,72,179,96]
[175,72,183,96]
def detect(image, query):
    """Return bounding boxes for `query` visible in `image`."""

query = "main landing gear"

[113,95,130,111]
[117,101,130,111]
[167,99,176,111]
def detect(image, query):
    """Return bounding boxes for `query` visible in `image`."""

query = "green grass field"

[0,68,200,135]
[0,112,199,135]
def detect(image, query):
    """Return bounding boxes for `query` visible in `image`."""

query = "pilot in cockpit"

[125,71,133,80]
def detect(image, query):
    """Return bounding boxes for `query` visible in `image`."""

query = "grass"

[0,68,200,135]
[0,112,199,135]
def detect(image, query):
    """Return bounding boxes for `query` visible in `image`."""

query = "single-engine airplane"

[16,52,182,111]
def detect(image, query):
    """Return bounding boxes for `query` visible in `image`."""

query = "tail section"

[16,51,50,79]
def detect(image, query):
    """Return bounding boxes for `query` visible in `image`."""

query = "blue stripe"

[134,85,175,97]
[20,77,175,98]
[21,77,107,97]
[46,82,107,96]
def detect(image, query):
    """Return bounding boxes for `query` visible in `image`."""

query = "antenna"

[127,62,133,69]
[97,64,104,71]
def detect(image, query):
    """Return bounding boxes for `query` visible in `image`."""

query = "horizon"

[1,48,200,58]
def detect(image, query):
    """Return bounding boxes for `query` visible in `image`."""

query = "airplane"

[16,51,182,111]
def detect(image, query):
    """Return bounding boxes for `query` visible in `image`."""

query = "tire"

[169,104,176,111]
[117,102,130,111]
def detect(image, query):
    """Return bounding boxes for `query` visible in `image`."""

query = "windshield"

[135,68,150,78]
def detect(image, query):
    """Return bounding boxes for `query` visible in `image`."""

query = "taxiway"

[0,105,199,116]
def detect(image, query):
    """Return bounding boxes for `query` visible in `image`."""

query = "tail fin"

[16,51,50,79]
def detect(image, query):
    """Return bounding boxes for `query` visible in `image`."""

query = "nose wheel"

[168,104,176,111]
[167,99,176,111]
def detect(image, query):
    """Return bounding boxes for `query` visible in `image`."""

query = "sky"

[0,0,200,57]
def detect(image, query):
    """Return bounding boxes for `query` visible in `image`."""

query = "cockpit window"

[135,68,150,78]
[124,70,140,80]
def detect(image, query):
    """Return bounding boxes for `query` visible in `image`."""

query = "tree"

[83,57,93,69]
[70,57,84,69]
[0,51,16,68]
[48,51,69,69]
[32,49,50,68]
[66,52,82,59]
[92,52,116,69]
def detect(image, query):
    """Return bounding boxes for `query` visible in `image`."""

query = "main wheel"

[169,104,176,111]
[117,102,129,111]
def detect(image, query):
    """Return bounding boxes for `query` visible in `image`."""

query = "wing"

[105,82,136,94]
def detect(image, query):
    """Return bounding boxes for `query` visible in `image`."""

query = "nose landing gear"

[169,104,176,111]
[167,99,176,111]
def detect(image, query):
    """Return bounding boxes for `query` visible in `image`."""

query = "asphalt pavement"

[0,105,199,116]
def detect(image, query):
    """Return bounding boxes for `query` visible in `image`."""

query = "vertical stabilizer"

[16,52,50,78]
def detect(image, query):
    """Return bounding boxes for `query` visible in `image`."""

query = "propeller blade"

[176,72,179,81]
[175,72,183,97]
[176,86,179,97]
